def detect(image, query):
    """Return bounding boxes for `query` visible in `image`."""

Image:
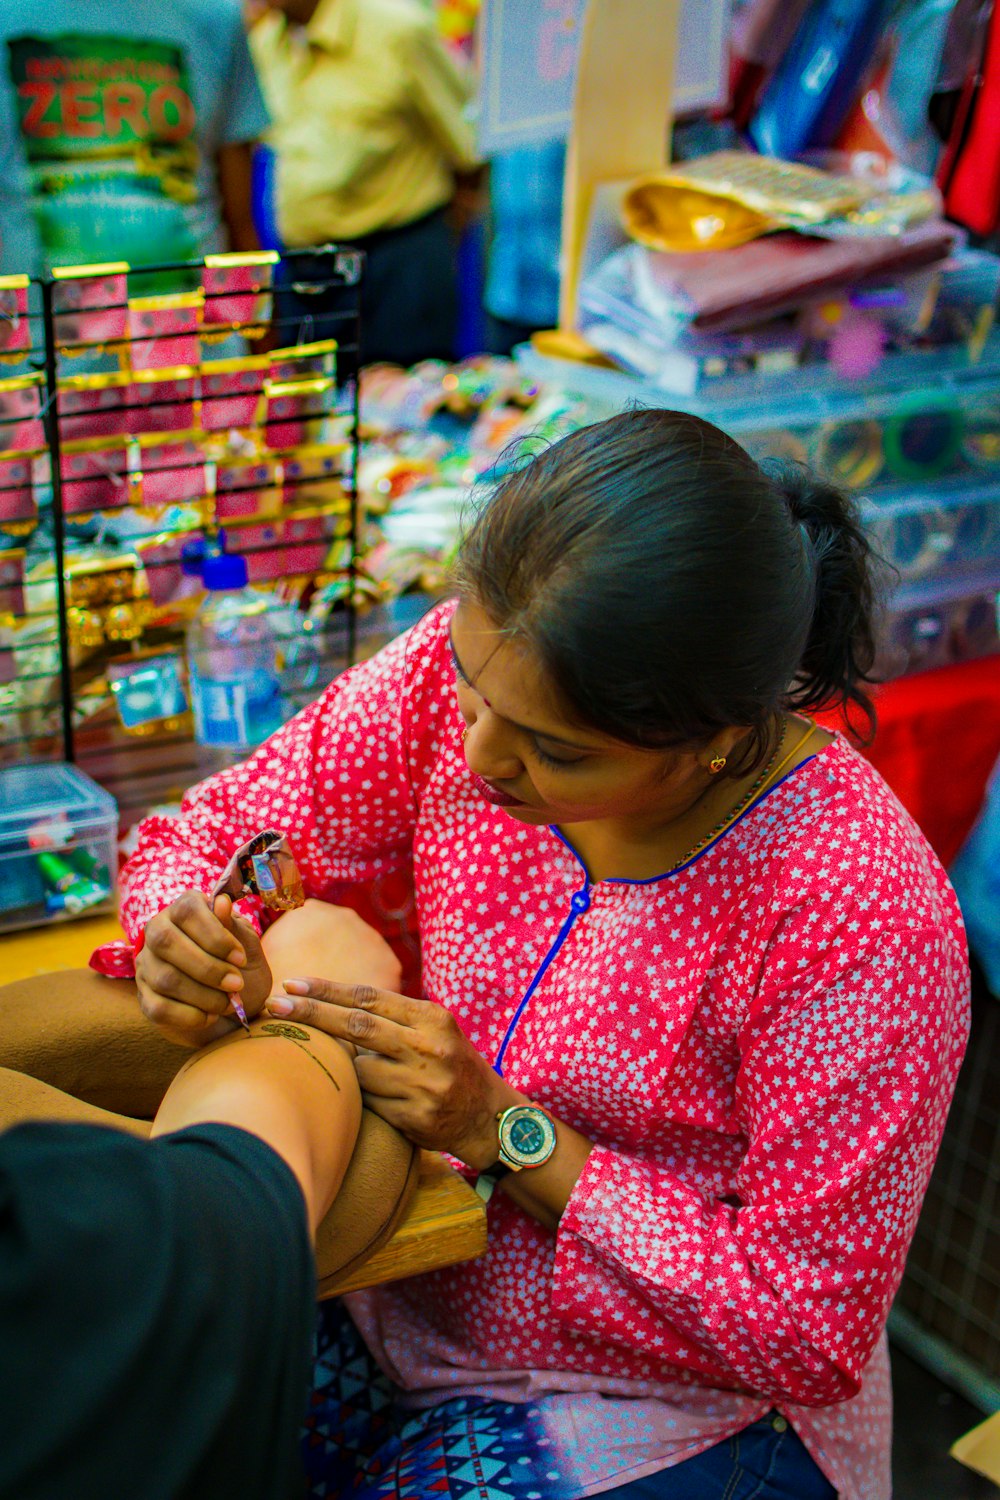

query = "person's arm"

[402,18,480,172]
[218,140,261,253]
[115,615,445,951]
[274,912,968,1407]
[151,1016,360,1233]
[546,923,969,1406]
[116,606,465,1042]
[214,0,270,253]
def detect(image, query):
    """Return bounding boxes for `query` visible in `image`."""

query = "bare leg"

[0,902,402,1119]
[261,900,402,996]
[0,903,419,1285]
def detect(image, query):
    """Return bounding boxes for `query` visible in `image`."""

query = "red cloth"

[942,1,1000,235]
[817,656,1000,867]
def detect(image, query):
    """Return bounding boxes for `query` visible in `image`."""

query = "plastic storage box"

[0,763,118,933]
[517,342,1000,683]
[860,479,1000,590]
[875,568,1000,679]
[519,337,1000,493]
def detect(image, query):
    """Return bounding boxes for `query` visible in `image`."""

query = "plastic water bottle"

[187,553,285,752]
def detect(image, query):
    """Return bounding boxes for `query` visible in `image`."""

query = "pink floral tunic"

[94,602,970,1500]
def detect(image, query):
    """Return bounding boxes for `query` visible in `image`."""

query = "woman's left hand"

[266,979,510,1170]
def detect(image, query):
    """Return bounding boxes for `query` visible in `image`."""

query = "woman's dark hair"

[453,407,878,771]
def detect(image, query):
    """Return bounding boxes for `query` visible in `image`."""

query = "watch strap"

[474,1162,513,1204]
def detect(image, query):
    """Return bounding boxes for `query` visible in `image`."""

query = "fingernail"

[228,948,246,967]
[267,997,294,1015]
[221,972,244,992]
[282,979,310,995]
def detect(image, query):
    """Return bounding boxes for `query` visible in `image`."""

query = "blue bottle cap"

[180,538,207,578]
[202,552,249,591]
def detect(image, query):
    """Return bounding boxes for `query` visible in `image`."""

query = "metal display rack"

[0,246,364,822]
[0,273,65,769]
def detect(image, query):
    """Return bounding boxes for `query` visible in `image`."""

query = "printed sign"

[7,32,201,268]
[478,0,732,154]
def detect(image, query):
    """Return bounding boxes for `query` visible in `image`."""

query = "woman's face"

[449,600,720,832]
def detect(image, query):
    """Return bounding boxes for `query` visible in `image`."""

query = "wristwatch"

[474,1104,556,1203]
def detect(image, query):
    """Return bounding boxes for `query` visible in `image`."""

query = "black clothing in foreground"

[0,1121,315,1500]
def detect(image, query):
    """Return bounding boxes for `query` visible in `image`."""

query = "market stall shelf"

[2,250,366,823]
[518,339,1000,682]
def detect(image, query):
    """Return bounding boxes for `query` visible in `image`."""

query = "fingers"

[354,1051,407,1098]
[138,955,239,1017]
[267,980,413,1056]
[135,985,240,1045]
[141,923,247,998]
[357,1094,416,1136]
[137,890,260,1043]
[146,890,247,969]
[228,910,268,965]
[280,976,418,1025]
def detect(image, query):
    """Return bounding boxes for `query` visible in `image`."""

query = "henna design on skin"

[255,1026,342,1091]
[172,1023,341,1091]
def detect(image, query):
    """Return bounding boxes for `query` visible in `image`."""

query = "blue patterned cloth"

[301,1305,837,1500]
[304,1303,578,1499]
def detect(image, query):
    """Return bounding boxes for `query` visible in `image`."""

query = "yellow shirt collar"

[307,0,358,53]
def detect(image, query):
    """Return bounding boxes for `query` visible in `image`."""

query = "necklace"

[667,718,817,872]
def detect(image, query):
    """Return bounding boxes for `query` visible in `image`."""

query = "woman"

[99,410,968,1498]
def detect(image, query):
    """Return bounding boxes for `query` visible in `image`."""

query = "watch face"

[510,1115,546,1155]
[498,1105,556,1167]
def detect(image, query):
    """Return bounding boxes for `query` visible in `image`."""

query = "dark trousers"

[275,207,459,374]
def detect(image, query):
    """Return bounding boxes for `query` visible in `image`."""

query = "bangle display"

[811,418,884,488]
[962,400,1000,468]
[883,397,964,482]
[953,500,1000,568]
[749,428,810,468]
[869,508,955,584]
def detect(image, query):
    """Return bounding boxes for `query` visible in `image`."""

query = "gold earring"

[709,754,727,774]
[462,726,469,742]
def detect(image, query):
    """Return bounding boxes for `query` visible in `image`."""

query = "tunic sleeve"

[551,919,969,1406]
[96,607,459,975]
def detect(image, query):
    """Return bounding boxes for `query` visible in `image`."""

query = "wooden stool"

[320,1150,486,1298]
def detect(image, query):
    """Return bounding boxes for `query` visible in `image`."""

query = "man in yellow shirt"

[252,0,479,368]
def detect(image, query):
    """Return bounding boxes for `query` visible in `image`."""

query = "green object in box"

[0,764,117,933]
[884,395,965,481]
[66,845,110,885]
[39,850,111,915]
[37,851,77,892]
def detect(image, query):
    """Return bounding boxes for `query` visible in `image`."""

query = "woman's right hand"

[136,892,273,1048]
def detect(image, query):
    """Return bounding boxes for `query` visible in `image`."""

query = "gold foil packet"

[211,829,306,912]
[622,180,776,252]
[660,151,868,223]
[621,151,932,253]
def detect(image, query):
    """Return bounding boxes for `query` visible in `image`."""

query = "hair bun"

[762,458,878,734]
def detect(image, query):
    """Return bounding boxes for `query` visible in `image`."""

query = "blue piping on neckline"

[492,752,821,1074]
[552,753,822,885]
